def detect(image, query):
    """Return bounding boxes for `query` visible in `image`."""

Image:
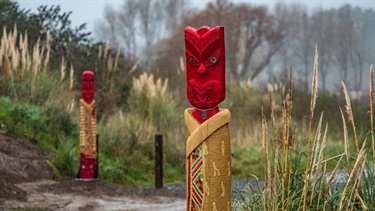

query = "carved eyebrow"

[184,31,220,55]
[201,40,221,61]
[185,41,201,60]
[185,38,222,62]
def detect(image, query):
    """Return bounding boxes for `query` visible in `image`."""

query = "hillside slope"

[0,130,185,210]
[0,130,53,201]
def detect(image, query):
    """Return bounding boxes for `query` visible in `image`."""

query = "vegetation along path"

[0,130,186,211]
[0,129,254,210]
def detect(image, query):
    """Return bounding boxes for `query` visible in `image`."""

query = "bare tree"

[272,3,300,84]
[137,0,164,47]
[95,5,119,49]
[164,0,187,34]
[334,5,354,88]
[350,7,370,91]
[236,5,284,80]
[118,0,138,57]
[295,7,313,92]
[350,34,365,91]
[312,9,335,93]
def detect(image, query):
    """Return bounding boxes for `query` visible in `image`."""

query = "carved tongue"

[202,111,207,120]
[188,79,222,109]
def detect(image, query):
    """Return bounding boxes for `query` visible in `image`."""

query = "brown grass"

[338,141,366,210]
[0,26,76,110]
[307,46,319,160]
[261,107,272,208]
[370,65,375,171]
[301,47,319,211]
[342,81,359,152]
[255,44,374,210]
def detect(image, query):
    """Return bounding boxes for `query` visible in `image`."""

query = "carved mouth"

[187,80,222,109]
[82,91,94,101]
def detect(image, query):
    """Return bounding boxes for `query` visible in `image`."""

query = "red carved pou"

[78,70,97,180]
[185,26,225,123]
[82,71,95,104]
[184,26,232,210]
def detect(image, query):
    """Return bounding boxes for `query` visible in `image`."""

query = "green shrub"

[5,103,48,138]
[0,97,13,128]
[45,107,78,138]
[49,137,79,177]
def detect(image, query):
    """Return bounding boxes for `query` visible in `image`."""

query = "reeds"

[132,72,168,99]
[281,66,293,210]
[301,45,318,211]
[1,26,42,100]
[261,106,272,208]
[342,81,359,152]
[96,42,121,93]
[0,26,75,111]
[341,108,350,165]
[247,47,374,211]
[270,90,279,205]
[370,65,375,171]
[338,141,367,210]
[1,26,16,97]
[307,46,319,160]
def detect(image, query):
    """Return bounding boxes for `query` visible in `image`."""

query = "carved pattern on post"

[185,26,232,211]
[77,70,98,180]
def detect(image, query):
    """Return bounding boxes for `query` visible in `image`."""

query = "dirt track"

[3,180,186,211]
[0,130,185,210]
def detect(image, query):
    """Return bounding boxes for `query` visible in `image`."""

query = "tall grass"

[98,72,185,185]
[0,26,77,111]
[234,47,374,210]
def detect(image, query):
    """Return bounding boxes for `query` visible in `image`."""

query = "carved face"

[185,26,225,109]
[80,156,96,179]
[82,71,94,104]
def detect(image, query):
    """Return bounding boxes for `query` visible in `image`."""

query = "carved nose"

[198,63,207,74]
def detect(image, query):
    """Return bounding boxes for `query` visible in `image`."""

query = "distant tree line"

[273,3,375,93]
[96,0,374,94]
[2,0,374,95]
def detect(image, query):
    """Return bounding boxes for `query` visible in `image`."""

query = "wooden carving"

[77,70,98,180]
[185,26,232,211]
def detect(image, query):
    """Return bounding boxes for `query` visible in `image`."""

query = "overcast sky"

[18,0,375,37]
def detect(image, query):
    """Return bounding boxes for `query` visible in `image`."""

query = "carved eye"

[188,56,195,63]
[210,56,217,63]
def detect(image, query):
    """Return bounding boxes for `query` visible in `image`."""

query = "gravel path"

[0,179,257,211]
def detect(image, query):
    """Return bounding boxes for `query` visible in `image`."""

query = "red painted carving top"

[82,71,95,104]
[185,26,225,123]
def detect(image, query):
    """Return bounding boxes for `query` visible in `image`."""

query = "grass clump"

[234,49,373,210]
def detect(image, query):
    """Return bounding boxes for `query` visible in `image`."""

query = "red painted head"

[185,26,225,109]
[82,71,94,104]
[80,155,96,179]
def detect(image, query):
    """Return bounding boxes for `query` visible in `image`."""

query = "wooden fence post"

[155,133,163,189]
[95,134,99,179]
